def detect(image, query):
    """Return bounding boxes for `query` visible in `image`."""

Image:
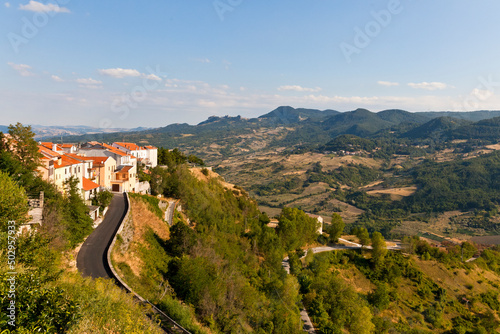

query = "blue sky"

[2,0,500,128]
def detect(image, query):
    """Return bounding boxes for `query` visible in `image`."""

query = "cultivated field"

[367,186,417,200]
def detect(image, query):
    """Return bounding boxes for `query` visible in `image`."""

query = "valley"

[6,106,500,333]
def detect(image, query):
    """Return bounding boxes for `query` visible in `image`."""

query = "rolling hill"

[38,106,500,162]
[402,117,472,139]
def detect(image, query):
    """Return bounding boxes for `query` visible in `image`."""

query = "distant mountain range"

[23,106,500,161]
[0,124,152,140]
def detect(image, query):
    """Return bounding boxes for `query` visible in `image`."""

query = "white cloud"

[76,78,102,85]
[378,81,399,87]
[277,85,322,92]
[19,0,70,13]
[5,2,10,8]
[408,81,449,90]
[98,68,141,78]
[8,62,34,76]
[98,67,163,81]
[144,73,162,81]
[51,75,64,82]
[470,88,493,100]
[76,77,102,89]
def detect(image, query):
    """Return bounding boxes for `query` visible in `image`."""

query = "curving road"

[77,193,127,279]
[165,200,176,226]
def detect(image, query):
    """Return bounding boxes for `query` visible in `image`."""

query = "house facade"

[38,141,147,194]
[112,142,158,167]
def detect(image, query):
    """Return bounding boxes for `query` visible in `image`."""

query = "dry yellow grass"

[189,167,238,192]
[336,267,375,294]
[486,143,500,150]
[280,152,382,171]
[414,258,500,297]
[367,186,417,200]
[113,199,170,276]
[360,180,384,189]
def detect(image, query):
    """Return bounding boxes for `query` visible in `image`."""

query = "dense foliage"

[294,244,500,334]
[115,152,337,333]
[404,152,500,212]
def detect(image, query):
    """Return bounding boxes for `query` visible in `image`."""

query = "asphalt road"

[77,193,127,279]
[166,200,176,226]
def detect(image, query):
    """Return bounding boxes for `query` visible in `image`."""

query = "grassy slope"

[111,194,210,334]
[307,250,500,333]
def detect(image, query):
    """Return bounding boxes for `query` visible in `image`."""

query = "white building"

[112,142,158,167]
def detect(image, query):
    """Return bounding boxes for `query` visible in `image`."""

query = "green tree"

[137,163,151,182]
[369,282,390,310]
[187,154,205,166]
[277,207,320,251]
[64,176,93,248]
[92,190,113,213]
[0,271,79,332]
[158,147,187,168]
[168,221,196,256]
[356,227,370,248]
[149,166,168,195]
[327,213,344,243]
[371,231,387,266]
[0,170,29,232]
[1,123,42,190]
[7,122,42,172]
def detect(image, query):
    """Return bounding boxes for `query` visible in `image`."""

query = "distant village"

[37,141,157,203]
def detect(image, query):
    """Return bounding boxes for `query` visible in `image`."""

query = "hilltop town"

[37,141,157,198]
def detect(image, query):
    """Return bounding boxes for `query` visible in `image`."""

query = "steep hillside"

[111,193,210,334]
[298,245,500,334]
[377,109,430,124]
[258,106,339,124]
[111,165,306,333]
[322,108,395,136]
[451,116,500,141]
[403,117,472,139]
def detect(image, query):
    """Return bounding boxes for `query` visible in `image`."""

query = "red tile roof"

[115,142,141,151]
[40,142,64,151]
[54,155,82,169]
[116,165,133,173]
[38,145,61,159]
[64,153,89,162]
[82,177,99,191]
[85,156,110,165]
[102,143,127,156]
